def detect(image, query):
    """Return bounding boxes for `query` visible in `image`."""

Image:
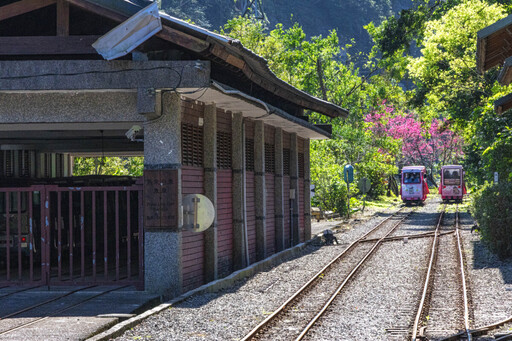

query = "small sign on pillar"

[144,169,179,230]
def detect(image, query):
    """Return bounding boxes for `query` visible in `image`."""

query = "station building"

[0,0,346,296]
[477,13,512,112]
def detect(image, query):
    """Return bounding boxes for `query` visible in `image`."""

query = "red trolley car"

[439,165,466,203]
[400,166,429,204]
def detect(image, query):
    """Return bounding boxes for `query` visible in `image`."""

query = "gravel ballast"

[109,199,512,341]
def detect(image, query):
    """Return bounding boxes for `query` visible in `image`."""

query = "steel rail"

[294,210,413,341]
[240,208,408,341]
[455,206,472,341]
[495,332,512,340]
[0,285,41,300]
[411,205,445,341]
[361,230,455,243]
[440,315,512,340]
[0,285,96,320]
[0,285,129,336]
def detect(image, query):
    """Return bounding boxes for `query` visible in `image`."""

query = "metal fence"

[0,184,144,288]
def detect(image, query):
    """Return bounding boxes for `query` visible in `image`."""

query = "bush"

[472,182,512,259]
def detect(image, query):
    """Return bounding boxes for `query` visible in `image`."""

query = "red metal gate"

[0,184,144,288]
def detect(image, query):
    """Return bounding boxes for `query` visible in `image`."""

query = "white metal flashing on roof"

[93,2,162,60]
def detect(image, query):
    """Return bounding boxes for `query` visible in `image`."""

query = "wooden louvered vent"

[217,132,232,169]
[19,150,31,177]
[265,143,275,173]
[245,139,254,171]
[283,148,290,176]
[0,151,4,177]
[44,154,50,178]
[5,151,13,177]
[182,123,203,167]
[56,154,63,178]
[298,153,305,178]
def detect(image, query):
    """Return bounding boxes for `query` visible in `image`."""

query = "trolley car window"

[404,172,421,184]
[443,169,461,185]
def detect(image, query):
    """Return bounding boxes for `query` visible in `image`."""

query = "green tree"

[73,157,143,177]
[222,17,404,211]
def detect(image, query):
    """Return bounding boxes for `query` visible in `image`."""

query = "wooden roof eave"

[205,37,348,118]
[67,0,210,53]
[494,92,512,114]
[477,14,512,73]
[0,0,57,22]
[498,56,512,85]
[65,0,348,119]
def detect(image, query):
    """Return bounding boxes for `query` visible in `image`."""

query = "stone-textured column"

[274,128,284,252]
[203,103,218,282]
[254,120,266,260]
[290,133,300,245]
[303,139,312,240]
[143,92,182,296]
[232,113,247,269]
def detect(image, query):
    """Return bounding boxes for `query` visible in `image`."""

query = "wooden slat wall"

[217,169,233,277]
[181,166,205,292]
[265,125,275,256]
[217,108,231,132]
[298,138,305,243]
[217,109,233,278]
[244,120,256,263]
[182,100,204,125]
[265,173,275,255]
[181,100,205,293]
[246,171,256,264]
[265,124,275,144]
[245,119,255,139]
[283,176,290,248]
[283,131,291,149]
[299,178,305,243]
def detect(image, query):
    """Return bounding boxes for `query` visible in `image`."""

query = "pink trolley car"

[400,166,429,204]
[439,165,466,203]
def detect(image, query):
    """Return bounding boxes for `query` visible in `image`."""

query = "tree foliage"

[222,17,404,210]
[365,102,465,170]
[73,157,143,177]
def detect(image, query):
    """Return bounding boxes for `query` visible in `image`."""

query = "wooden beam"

[158,25,209,53]
[67,0,209,52]
[0,0,57,22]
[0,36,99,55]
[57,0,70,36]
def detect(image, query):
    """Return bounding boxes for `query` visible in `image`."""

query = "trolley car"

[439,165,466,203]
[400,166,429,204]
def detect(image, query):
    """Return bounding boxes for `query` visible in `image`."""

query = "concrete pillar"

[274,128,284,252]
[143,92,182,296]
[304,139,311,240]
[254,121,266,260]
[203,103,218,282]
[232,113,247,269]
[290,133,300,245]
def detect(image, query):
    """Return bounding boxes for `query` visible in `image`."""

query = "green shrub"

[472,182,512,259]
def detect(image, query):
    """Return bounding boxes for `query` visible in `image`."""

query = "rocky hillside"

[159,0,414,55]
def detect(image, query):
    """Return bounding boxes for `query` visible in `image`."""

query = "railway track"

[241,207,414,341]
[0,285,128,337]
[412,205,472,341]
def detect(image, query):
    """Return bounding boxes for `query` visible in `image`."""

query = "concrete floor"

[0,285,160,341]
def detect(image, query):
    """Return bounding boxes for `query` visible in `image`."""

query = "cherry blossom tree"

[365,102,464,174]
